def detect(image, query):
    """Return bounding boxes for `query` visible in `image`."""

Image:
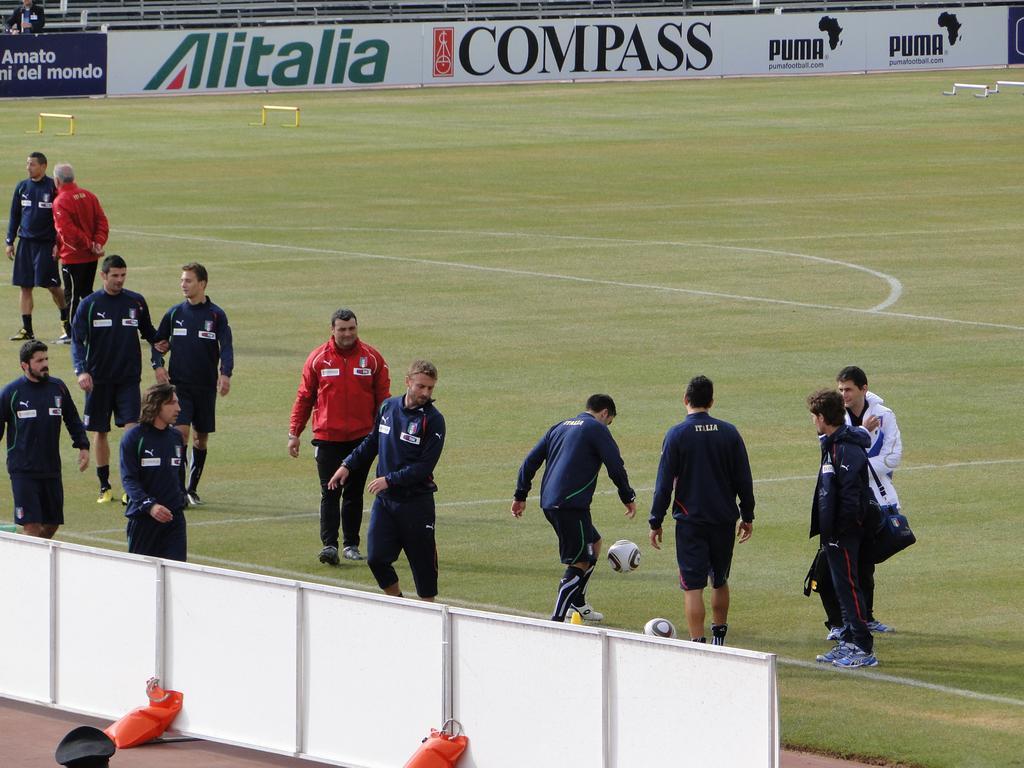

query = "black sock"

[22,315,33,335]
[59,306,69,322]
[711,623,728,646]
[178,457,188,494]
[97,465,110,491]
[188,447,208,493]
[551,566,583,622]
[570,565,595,608]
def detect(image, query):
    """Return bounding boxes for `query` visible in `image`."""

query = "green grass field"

[2,68,1023,767]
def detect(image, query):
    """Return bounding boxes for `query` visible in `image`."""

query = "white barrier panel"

[0,535,51,702]
[0,535,778,767]
[164,566,299,753]
[303,588,444,767]
[55,549,158,718]
[452,611,606,768]
[608,633,778,767]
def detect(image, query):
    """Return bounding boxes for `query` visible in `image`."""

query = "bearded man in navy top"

[0,340,89,538]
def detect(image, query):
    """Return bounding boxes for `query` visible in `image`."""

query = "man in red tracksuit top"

[288,308,390,565]
[52,163,109,345]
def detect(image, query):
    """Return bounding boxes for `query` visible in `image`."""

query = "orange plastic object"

[403,721,469,768]
[104,677,183,749]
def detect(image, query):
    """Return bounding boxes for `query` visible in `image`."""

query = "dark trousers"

[816,545,875,628]
[314,438,370,549]
[126,511,187,562]
[823,532,873,653]
[61,261,98,326]
[366,493,438,598]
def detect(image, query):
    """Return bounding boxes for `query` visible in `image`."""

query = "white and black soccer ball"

[607,539,641,572]
[643,618,677,638]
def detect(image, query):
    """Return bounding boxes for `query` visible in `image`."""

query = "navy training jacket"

[515,412,635,511]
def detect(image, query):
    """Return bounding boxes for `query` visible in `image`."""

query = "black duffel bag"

[866,464,916,563]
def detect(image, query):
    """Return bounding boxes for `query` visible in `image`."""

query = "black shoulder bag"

[865,462,916,563]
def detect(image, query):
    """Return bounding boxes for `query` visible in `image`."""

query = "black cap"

[54,725,115,766]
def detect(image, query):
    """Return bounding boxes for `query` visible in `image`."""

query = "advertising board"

[0,33,106,97]
[107,25,423,95]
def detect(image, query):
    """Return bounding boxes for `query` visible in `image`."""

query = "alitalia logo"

[145,28,389,90]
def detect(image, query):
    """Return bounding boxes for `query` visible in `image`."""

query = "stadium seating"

[42,0,973,33]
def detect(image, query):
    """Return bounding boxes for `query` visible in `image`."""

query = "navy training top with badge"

[343,394,446,499]
[0,375,88,477]
[649,411,755,529]
[152,297,234,388]
[71,289,159,383]
[120,423,186,518]
[514,412,635,511]
[6,175,57,245]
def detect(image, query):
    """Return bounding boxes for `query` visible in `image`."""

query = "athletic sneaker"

[815,643,848,664]
[96,488,113,504]
[342,546,364,561]
[867,620,894,633]
[54,333,71,345]
[9,328,33,341]
[832,645,878,669]
[826,626,843,642]
[186,491,203,506]
[318,546,340,566]
[568,603,604,622]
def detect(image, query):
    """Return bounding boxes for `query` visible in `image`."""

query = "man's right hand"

[327,464,349,489]
[77,372,93,393]
[649,527,663,550]
[154,367,169,385]
[287,436,300,458]
[149,504,173,523]
[5,244,13,261]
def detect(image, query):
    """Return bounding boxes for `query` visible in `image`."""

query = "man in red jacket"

[289,309,390,565]
[52,164,108,344]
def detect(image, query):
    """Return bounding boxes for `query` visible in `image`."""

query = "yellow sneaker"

[96,488,113,504]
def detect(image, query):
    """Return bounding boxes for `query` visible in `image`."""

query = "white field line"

[780,659,1024,707]
[134,222,1024,242]
[116,228,907,314]
[71,457,1024,536]
[117,226,1023,330]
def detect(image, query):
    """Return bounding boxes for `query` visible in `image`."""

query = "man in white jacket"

[813,366,902,644]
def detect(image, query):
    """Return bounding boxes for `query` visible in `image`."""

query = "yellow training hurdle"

[250,105,300,128]
[28,112,76,136]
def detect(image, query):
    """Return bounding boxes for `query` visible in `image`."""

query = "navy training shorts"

[174,383,216,433]
[84,380,141,432]
[675,520,736,591]
[12,239,59,288]
[543,506,600,565]
[10,475,64,526]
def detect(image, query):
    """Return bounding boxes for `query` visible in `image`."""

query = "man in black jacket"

[807,388,877,668]
[7,0,45,33]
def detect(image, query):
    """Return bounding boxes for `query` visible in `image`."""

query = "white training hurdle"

[942,83,991,97]
[992,81,1024,94]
